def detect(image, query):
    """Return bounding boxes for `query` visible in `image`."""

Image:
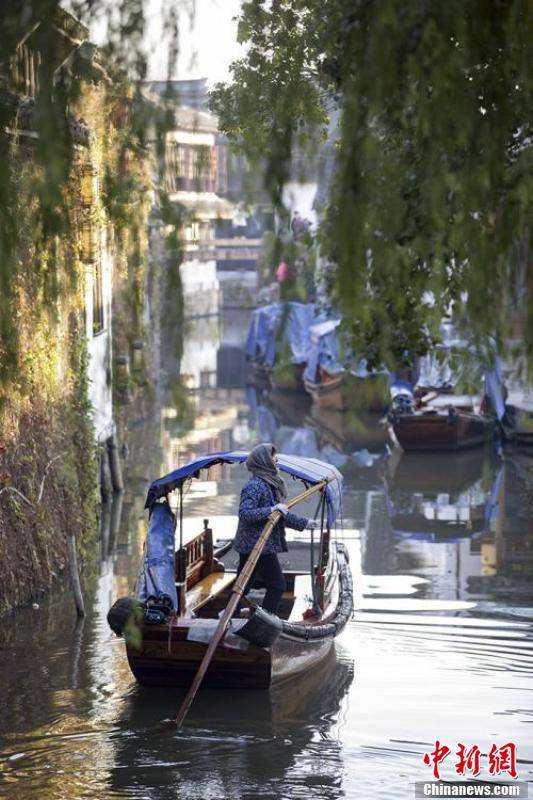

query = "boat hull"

[391,410,493,452]
[305,372,389,413]
[127,626,273,689]
[126,618,335,689]
[125,541,352,691]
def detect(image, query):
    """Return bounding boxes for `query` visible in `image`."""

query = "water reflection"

[384,449,497,541]
[109,650,354,799]
[0,307,532,799]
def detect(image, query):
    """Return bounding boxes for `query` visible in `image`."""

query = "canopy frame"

[145,450,343,528]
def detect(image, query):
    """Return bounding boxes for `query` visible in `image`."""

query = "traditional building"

[143,86,235,321]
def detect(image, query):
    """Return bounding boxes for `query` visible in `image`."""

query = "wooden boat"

[389,406,494,452]
[107,450,352,690]
[246,302,313,394]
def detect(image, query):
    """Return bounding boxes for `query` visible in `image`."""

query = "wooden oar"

[173,477,330,727]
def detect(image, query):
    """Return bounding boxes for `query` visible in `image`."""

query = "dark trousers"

[237,553,286,615]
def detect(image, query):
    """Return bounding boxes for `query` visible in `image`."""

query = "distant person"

[233,443,318,615]
[276,260,289,283]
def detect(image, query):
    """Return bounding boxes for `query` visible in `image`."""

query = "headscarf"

[245,443,287,501]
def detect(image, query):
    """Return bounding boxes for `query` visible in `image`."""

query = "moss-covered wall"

[0,58,151,612]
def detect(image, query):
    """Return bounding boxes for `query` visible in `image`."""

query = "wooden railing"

[175,520,219,614]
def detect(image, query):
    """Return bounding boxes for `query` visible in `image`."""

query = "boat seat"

[187,571,236,613]
[288,574,316,622]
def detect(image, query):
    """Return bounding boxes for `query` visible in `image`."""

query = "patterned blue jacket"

[233,475,308,555]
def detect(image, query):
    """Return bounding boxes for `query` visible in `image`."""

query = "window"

[169,144,217,192]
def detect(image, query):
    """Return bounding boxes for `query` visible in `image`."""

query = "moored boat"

[107,451,352,690]
[245,302,314,393]
[389,406,494,452]
[303,319,389,412]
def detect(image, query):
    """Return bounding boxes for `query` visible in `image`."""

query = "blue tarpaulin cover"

[245,304,281,368]
[303,319,344,383]
[145,450,343,527]
[245,302,315,368]
[283,302,315,364]
[137,502,178,609]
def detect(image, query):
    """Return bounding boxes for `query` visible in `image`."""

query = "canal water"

[1,308,532,800]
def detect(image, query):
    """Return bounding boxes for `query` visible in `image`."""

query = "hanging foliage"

[211,0,532,371]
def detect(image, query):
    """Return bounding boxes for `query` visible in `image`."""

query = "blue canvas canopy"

[141,451,343,612]
[145,449,343,527]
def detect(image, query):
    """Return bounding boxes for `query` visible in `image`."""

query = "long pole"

[173,478,329,727]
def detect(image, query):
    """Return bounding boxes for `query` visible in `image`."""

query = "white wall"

[180,314,220,390]
[181,258,220,318]
[86,231,114,443]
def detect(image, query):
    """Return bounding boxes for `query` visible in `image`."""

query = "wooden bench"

[175,520,228,615]
[187,571,236,614]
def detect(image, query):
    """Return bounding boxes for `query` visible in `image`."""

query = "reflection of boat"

[390,407,494,452]
[384,449,496,541]
[386,448,488,496]
[119,645,354,727]
[109,649,354,797]
[108,451,352,690]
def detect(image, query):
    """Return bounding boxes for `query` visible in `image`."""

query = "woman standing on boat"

[234,443,318,615]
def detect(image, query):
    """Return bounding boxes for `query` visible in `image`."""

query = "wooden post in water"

[67,531,85,618]
[173,478,329,727]
[107,434,124,494]
[99,445,112,504]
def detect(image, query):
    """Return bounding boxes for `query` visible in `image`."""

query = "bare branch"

[0,487,34,508]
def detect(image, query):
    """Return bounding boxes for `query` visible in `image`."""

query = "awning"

[145,450,343,526]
